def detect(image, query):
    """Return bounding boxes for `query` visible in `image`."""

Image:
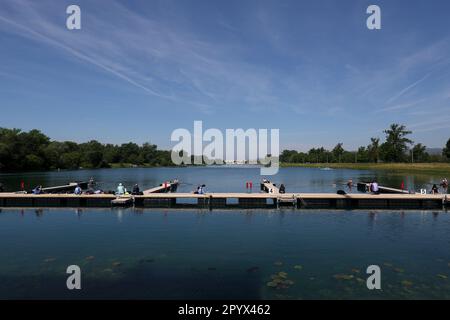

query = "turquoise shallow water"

[0,167,449,299]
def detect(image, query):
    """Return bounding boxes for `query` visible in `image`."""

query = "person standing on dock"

[370,180,379,195]
[87,178,95,192]
[441,178,448,194]
[346,179,353,192]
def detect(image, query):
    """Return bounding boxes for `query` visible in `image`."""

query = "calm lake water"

[0,167,449,299]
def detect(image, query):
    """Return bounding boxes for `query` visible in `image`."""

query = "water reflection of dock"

[0,192,448,210]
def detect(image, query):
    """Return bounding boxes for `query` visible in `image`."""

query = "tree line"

[0,128,172,171]
[281,124,450,164]
[1,124,450,171]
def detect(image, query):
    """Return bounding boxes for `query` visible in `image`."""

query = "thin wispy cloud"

[378,98,427,113]
[1,0,450,148]
[385,73,430,105]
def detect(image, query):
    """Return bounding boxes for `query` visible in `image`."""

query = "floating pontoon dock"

[0,192,448,210]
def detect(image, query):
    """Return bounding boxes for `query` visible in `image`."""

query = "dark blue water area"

[0,208,449,299]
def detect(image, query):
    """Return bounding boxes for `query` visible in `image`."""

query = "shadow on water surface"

[0,265,263,299]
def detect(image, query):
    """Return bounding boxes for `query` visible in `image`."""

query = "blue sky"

[0,0,449,151]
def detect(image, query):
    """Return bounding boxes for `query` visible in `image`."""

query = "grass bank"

[281,162,450,175]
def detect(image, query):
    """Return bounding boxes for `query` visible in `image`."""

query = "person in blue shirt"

[116,183,126,195]
[198,184,206,194]
[32,185,42,194]
[74,184,82,195]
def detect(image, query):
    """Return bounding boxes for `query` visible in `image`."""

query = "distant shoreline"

[2,162,450,176]
[281,162,450,175]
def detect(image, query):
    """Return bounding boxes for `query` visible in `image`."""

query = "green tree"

[356,147,369,162]
[60,152,82,169]
[443,138,450,160]
[80,140,105,168]
[332,143,344,163]
[381,124,413,162]
[367,137,380,163]
[412,143,429,162]
[24,154,45,170]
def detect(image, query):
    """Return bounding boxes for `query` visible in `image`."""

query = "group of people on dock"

[0,177,184,197]
[1,175,448,197]
[115,183,143,195]
[346,179,379,194]
[431,178,448,194]
[116,179,178,196]
[346,177,448,195]
[193,184,206,194]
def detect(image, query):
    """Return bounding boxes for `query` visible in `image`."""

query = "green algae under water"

[1,167,449,299]
[0,208,449,299]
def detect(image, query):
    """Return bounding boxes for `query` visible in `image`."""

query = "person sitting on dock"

[32,185,43,194]
[431,184,439,194]
[198,184,206,194]
[132,184,142,195]
[370,180,379,195]
[0,183,4,193]
[116,183,127,195]
[74,184,82,195]
[279,184,286,194]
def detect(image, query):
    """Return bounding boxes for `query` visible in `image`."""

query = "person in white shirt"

[370,180,379,194]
